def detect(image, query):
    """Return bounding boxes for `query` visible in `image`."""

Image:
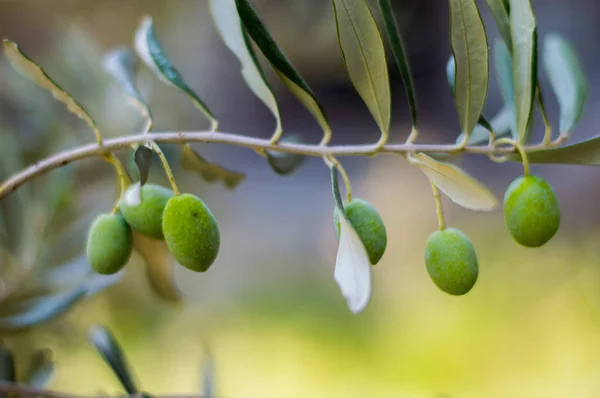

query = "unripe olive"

[86,213,133,275]
[333,198,387,265]
[119,183,174,239]
[503,175,560,248]
[162,193,220,272]
[424,228,478,296]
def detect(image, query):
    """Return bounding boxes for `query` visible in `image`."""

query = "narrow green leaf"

[180,145,246,189]
[484,0,512,48]
[377,0,417,129]
[506,134,600,165]
[23,350,55,388]
[265,135,306,175]
[493,38,517,140]
[0,345,15,382]
[543,34,587,135]
[132,232,182,303]
[2,40,103,142]
[134,16,218,130]
[103,48,153,133]
[235,0,331,138]
[448,0,489,137]
[89,325,139,394]
[509,0,537,144]
[332,0,391,135]
[330,166,372,314]
[412,152,498,211]
[209,0,282,136]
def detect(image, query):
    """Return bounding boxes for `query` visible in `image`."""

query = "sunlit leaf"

[456,106,513,145]
[412,153,498,211]
[134,16,218,130]
[484,0,512,48]
[448,0,489,137]
[330,166,372,314]
[332,0,391,135]
[235,0,331,139]
[2,40,102,142]
[509,0,537,144]
[23,350,55,388]
[89,325,139,394]
[209,0,282,136]
[377,0,417,129]
[0,345,15,382]
[543,34,587,136]
[180,145,246,189]
[103,47,153,133]
[132,232,182,303]
[265,135,306,175]
[507,134,600,165]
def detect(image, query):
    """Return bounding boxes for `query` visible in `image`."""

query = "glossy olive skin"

[333,198,387,265]
[424,228,478,296]
[86,213,133,275]
[119,184,174,239]
[503,175,560,248]
[162,194,220,272]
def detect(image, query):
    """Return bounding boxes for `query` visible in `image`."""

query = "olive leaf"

[412,153,498,211]
[209,0,282,137]
[235,0,331,138]
[89,325,139,394]
[330,166,372,314]
[448,0,489,139]
[103,47,153,133]
[265,135,306,175]
[23,349,55,388]
[377,0,417,130]
[2,40,102,142]
[0,345,15,382]
[180,145,246,189]
[134,16,218,130]
[332,0,391,136]
[509,0,537,144]
[506,134,600,165]
[484,0,512,48]
[543,34,587,136]
[132,232,182,303]
[493,38,518,140]
[455,106,513,146]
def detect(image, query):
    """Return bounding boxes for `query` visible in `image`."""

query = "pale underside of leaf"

[484,0,512,48]
[132,232,182,302]
[543,34,587,135]
[134,16,217,130]
[494,38,517,140]
[2,39,102,141]
[209,0,282,135]
[332,0,391,135]
[180,144,246,189]
[413,152,498,211]
[449,0,489,137]
[509,0,537,144]
[456,106,513,145]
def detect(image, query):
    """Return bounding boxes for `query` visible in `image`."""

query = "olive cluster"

[332,174,560,296]
[86,184,220,275]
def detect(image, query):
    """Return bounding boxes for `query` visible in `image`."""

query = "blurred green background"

[2,1,600,397]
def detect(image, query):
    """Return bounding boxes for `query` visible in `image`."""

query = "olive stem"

[429,181,445,231]
[494,138,530,176]
[102,153,130,213]
[153,142,181,195]
[327,156,353,202]
[405,127,419,144]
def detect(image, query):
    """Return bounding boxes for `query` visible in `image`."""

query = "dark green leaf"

[484,0,512,48]
[180,145,246,189]
[493,38,517,139]
[448,0,489,137]
[89,325,139,394]
[209,0,282,136]
[235,0,331,138]
[332,0,391,135]
[265,135,306,175]
[134,17,217,130]
[543,34,587,135]
[0,345,15,382]
[133,145,153,186]
[23,350,55,388]
[377,0,417,129]
[509,0,537,144]
[507,134,600,165]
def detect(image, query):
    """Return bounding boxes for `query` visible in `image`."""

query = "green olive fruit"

[86,213,133,275]
[503,175,560,248]
[119,183,174,239]
[333,198,387,265]
[424,228,478,296]
[162,193,220,272]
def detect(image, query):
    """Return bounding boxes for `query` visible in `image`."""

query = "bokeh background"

[2,0,600,397]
